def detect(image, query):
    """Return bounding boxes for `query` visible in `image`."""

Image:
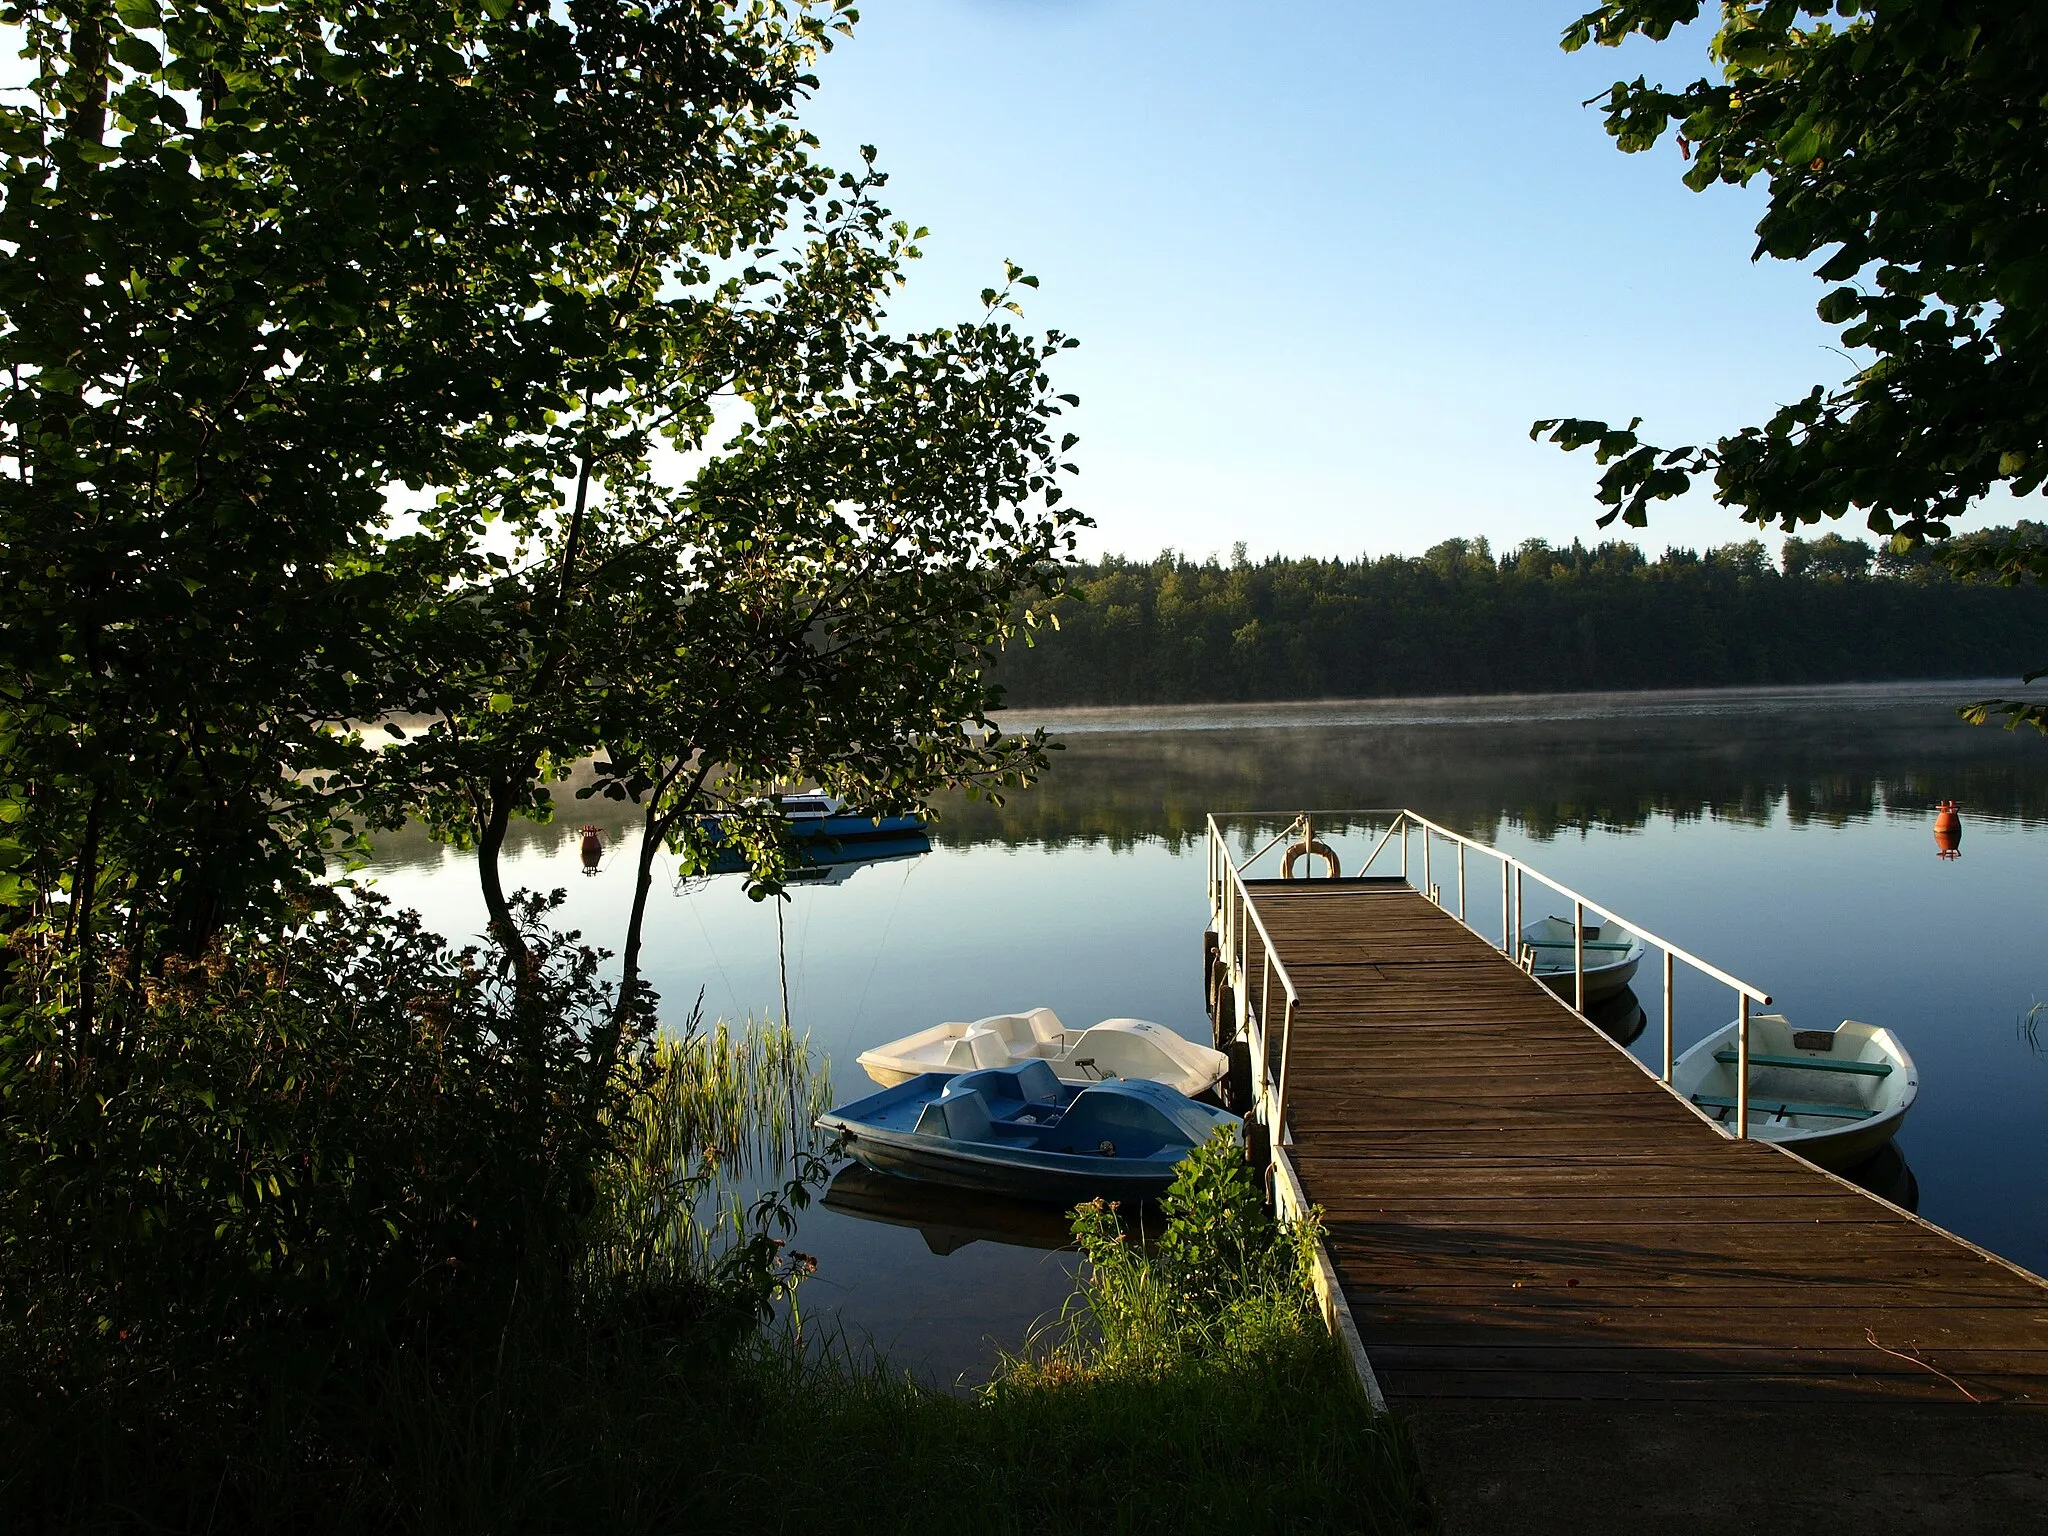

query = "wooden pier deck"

[1230,878,2048,1531]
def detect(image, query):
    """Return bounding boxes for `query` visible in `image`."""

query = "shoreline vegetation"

[995,532,2048,707]
[2,963,1433,1534]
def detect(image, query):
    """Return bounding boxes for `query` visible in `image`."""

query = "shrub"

[0,889,652,1383]
[1042,1128,1325,1376]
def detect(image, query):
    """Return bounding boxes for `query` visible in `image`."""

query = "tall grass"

[584,1004,835,1310]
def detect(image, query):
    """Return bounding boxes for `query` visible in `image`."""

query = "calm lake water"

[361,680,2048,1383]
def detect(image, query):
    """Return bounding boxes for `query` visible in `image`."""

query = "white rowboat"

[1518,915,1645,1003]
[856,1008,1228,1099]
[1672,1014,1918,1172]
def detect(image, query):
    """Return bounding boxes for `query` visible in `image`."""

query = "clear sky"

[799,1,1846,563]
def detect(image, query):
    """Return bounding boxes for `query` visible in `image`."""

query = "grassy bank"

[4,1142,1431,1535]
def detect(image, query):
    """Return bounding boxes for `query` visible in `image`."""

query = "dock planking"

[1236,879,2048,1411]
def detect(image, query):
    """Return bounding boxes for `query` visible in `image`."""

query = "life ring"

[1281,838,1340,879]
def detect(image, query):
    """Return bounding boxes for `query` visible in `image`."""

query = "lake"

[360,679,2048,1384]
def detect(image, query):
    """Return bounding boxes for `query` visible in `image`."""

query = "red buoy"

[1933,801,1962,860]
[579,824,603,870]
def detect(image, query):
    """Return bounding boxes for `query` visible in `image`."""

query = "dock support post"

[1736,991,1751,1139]
[1661,949,1674,1082]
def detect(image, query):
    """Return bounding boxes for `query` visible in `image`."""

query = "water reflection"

[1841,1143,1921,1214]
[822,1164,1077,1256]
[1584,986,1648,1047]
[936,682,2048,850]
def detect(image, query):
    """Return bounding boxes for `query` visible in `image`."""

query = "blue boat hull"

[816,1063,1240,1206]
[821,1120,1189,1206]
[796,813,926,842]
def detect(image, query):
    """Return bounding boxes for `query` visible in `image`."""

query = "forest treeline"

[993,529,2048,705]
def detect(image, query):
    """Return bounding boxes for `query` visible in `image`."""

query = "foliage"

[1533,1,2048,730]
[0,0,1084,1040]
[0,892,609,1377]
[0,887,835,1398]
[0,0,848,987]
[1031,1129,1324,1377]
[991,536,2048,706]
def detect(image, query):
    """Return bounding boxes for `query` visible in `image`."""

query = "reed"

[583,1002,835,1307]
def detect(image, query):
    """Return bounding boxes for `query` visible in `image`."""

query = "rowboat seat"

[1689,1093,1874,1122]
[1711,1049,1891,1078]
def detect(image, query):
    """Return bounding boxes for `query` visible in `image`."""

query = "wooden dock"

[1213,857,2048,1530]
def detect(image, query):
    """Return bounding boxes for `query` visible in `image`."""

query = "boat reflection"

[708,831,932,887]
[1583,985,1647,1047]
[821,1163,1080,1256]
[1839,1141,1920,1213]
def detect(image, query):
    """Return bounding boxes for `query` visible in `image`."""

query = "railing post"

[1513,865,1524,953]
[1500,858,1511,953]
[1573,898,1586,1015]
[1457,842,1467,922]
[1400,818,1409,882]
[1661,949,1675,1083]
[1736,991,1751,1140]
[1422,828,1432,902]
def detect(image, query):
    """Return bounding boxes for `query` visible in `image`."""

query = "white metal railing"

[1206,821,1305,1144]
[1205,810,1774,1141]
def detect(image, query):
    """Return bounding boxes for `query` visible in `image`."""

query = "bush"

[0,889,658,1383]
[1034,1128,1326,1376]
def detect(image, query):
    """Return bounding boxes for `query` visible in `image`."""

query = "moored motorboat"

[1518,915,1645,1003]
[1672,1013,1918,1171]
[855,1008,1228,1097]
[772,792,925,842]
[817,1059,1240,1204]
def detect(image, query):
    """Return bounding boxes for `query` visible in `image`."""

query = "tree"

[1531,1,2048,730]
[1781,532,1873,579]
[1,0,1087,1066]
[0,0,851,1066]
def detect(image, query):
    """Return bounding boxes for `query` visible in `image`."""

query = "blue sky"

[800,1,1846,562]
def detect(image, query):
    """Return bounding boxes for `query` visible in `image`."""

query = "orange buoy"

[1933,801,1962,860]
[579,824,603,870]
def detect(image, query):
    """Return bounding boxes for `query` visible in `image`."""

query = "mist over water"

[358,680,2048,1383]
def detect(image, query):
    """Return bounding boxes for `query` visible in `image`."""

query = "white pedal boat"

[856,1007,1228,1099]
[1519,915,1645,1003]
[1672,1014,1918,1172]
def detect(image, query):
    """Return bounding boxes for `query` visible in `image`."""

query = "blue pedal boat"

[816,1060,1241,1205]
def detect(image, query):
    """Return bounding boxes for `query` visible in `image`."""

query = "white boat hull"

[857,1009,1228,1098]
[1672,1014,1918,1172]
[1519,915,1645,1003]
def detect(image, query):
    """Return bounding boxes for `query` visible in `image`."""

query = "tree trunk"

[610,759,707,1038]
[614,796,663,1030]
[476,779,532,1001]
